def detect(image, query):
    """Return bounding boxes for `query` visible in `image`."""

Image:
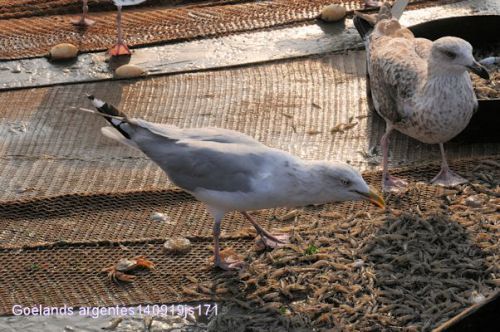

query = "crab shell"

[211,248,243,264]
[115,258,138,272]
[163,237,191,254]
[113,255,155,272]
[102,255,155,283]
[109,270,136,283]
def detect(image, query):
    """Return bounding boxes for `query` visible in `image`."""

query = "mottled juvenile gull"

[355,4,489,192]
[79,95,385,270]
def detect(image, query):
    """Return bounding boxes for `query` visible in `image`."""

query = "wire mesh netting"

[0,157,498,331]
[0,0,459,60]
[2,52,498,202]
[0,25,498,329]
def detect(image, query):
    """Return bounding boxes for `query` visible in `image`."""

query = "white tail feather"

[113,0,146,7]
[90,97,105,108]
[69,107,126,122]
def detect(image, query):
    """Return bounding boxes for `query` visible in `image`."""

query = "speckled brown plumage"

[368,20,479,143]
[360,3,488,190]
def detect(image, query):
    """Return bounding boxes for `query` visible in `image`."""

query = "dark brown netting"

[0,238,254,313]
[0,157,493,249]
[0,156,498,330]
[0,1,231,19]
[0,0,459,60]
[0,29,498,328]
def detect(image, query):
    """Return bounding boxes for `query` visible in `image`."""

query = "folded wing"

[367,17,428,123]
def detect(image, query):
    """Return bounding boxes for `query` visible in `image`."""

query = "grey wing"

[368,36,425,123]
[132,119,264,146]
[129,123,272,192]
[181,127,265,146]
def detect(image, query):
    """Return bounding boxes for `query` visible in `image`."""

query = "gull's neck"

[423,60,472,97]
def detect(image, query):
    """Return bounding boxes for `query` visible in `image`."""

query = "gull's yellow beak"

[366,188,385,208]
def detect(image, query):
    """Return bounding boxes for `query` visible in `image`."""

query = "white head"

[430,36,489,79]
[318,162,385,208]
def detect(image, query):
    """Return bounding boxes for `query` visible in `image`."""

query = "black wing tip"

[353,16,373,39]
[85,93,131,139]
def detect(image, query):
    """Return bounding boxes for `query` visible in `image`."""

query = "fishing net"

[0,157,498,332]
[0,35,498,330]
[0,0,459,60]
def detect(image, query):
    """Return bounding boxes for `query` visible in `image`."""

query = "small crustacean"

[102,255,155,283]
[277,209,301,221]
[209,248,245,270]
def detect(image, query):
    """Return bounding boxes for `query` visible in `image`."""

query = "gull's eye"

[340,179,351,186]
[442,50,456,59]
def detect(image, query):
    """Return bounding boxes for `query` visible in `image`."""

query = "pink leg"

[381,126,407,193]
[213,217,222,267]
[71,0,95,27]
[212,217,244,270]
[241,211,289,249]
[108,5,132,56]
[117,5,124,47]
[431,143,467,187]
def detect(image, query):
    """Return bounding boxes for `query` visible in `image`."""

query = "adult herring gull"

[79,95,385,270]
[355,4,489,192]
